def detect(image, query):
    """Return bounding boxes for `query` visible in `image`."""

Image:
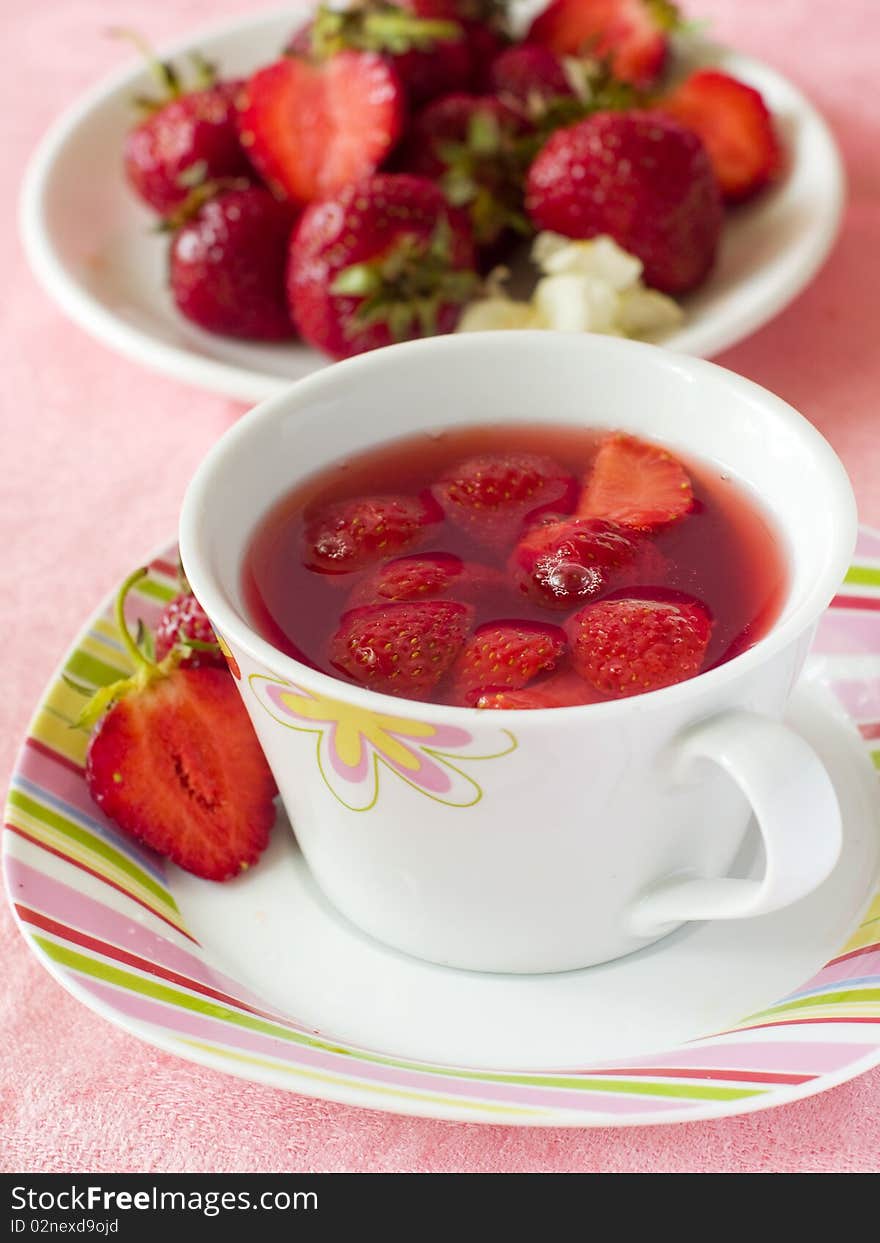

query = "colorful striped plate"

[4,533,880,1126]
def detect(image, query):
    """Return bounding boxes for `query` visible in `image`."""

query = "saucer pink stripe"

[4,540,880,1125]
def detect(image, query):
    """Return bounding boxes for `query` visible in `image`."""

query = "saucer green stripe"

[845,565,880,588]
[8,789,174,909]
[33,937,762,1103]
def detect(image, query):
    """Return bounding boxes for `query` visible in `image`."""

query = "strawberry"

[288,1,472,108]
[488,43,573,105]
[155,591,224,667]
[433,453,577,549]
[169,187,296,340]
[656,70,783,203]
[510,516,655,609]
[123,56,251,216]
[527,0,679,89]
[453,620,566,703]
[83,569,277,882]
[398,94,531,249]
[526,111,723,294]
[236,51,404,206]
[347,552,504,607]
[566,594,712,697]
[329,600,473,698]
[303,493,440,574]
[578,433,693,531]
[474,670,593,708]
[287,174,477,360]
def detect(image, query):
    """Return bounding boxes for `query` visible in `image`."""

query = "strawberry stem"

[115,567,155,672]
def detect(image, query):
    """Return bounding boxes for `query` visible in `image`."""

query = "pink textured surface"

[2,0,880,1172]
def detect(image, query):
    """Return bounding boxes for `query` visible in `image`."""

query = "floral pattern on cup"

[249,675,517,812]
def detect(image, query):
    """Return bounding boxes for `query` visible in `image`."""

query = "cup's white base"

[171,679,879,1070]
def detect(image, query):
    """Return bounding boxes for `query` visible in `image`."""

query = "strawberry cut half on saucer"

[82,568,277,882]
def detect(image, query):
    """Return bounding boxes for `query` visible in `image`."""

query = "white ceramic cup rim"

[179,332,857,725]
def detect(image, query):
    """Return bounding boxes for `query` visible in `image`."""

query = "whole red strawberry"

[287,174,478,360]
[433,452,577,549]
[84,569,277,882]
[399,94,531,250]
[155,591,223,667]
[527,0,679,89]
[347,552,504,607]
[488,43,573,106]
[329,600,473,698]
[526,111,723,294]
[510,517,653,609]
[169,187,296,340]
[237,51,404,206]
[453,620,566,704]
[566,594,712,697]
[123,57,250,216]
[288,1,472,108]
[657,70,783,203]
[304,494,440,574]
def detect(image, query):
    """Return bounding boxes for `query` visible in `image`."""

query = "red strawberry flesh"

[566,595,712,697]
[329,600,473,698]
[86,668,277,881]
[578,433,694,531]
[657,69,783,203]
[237,52,404,206]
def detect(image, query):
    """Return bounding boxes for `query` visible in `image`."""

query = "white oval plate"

[20,7,845,402]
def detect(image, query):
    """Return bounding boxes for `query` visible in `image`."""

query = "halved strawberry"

[329,600,473,698]
[434,452,577,549]
[510,516,656,609]
[347,552,504,607]
[566,594,712,697]
[236,52,404,206]
[527,0,679,88]
[657,70,783,203]
[453,620,566,703]
[304,494,440,574]
[577,433,693,531]
[83,569,276,882]
[474,670,592,709]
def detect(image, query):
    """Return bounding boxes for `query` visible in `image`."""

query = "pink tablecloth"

[3,0,879,1173]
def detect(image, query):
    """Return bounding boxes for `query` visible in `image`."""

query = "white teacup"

[180,333,856,974]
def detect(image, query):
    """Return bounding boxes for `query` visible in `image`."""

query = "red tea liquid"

[243,425,788,706]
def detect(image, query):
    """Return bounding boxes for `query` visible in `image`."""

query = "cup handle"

[628,709,842,936]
